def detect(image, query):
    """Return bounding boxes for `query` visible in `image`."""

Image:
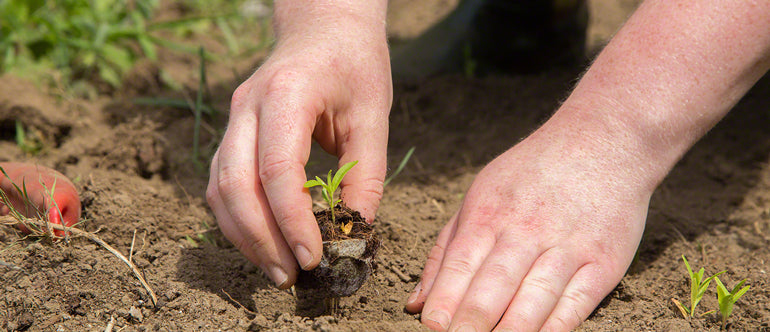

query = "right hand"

[206,9,392,288]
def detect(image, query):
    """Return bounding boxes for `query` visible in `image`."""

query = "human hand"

[206,3,391,288]
[405,114,658,331]
[0,162,81,237]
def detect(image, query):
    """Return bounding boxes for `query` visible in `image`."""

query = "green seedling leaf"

[715,277,750,329]
[332,161,357,196]
[303,179,325,188]
[303,161,358,224]
[682,255,725,317]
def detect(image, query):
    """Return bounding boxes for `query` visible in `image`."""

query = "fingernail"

[424,310,450,330]
[295,244,314,270]
[406,282,421,305]
[266,264,288,287]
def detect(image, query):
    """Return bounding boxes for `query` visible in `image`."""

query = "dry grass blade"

[0,216,158,306]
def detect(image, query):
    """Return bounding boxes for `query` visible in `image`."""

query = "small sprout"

[304,161,358,234]
[714,276,750,329]
[676,255,725,318]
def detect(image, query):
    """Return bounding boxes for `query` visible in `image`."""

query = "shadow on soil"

[175,242,273,313]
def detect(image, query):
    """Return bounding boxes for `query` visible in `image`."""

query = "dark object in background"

[470,0,588,74]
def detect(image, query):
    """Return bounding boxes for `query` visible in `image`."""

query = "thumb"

[338,126,388,222]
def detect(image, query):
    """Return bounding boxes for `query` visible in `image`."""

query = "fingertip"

[294,243,321,270]
[404,281,426,313]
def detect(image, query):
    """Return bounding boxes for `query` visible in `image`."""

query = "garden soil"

[1,1,769,331]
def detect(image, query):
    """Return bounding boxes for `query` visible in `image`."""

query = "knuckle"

[543,314,582,332]
[441,257,475,277]
[233,236,268,263]
[522,275,560,299]
[456,304,494,329]
[216,165,250,199]
[230,84,252,111]
[262,70,308,100]
[426,243,446,263]
[258,153,295,184]
[205,183,218,209]
[343,177,384,204]
[483,262,516,283]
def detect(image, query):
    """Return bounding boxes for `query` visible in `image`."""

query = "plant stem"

[330,202,335,223]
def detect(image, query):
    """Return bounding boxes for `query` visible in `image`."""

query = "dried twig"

[387,263,411,282]
[0,216,158,306]
[222,289,257,316]
[104,315,115,332]
[129,229,137,264]
[0,260,25,273]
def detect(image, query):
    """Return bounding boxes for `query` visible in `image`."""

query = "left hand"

[405,117,654,331]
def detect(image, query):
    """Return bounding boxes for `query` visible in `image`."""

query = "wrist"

[539,96,675,195]
[273,1,388,41]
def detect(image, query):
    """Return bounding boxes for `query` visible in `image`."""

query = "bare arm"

[407,1,770,331]
[560,0,770,189]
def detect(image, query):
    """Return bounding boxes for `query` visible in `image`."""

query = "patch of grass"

[1,0,161,88]
[0,0,272,90]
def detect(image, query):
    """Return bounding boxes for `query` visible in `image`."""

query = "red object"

[0,162,81,237]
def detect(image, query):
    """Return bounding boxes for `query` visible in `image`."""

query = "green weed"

[676,255,725,318]
[15,120,43,155]
[133,46,218,171]
[383,146,415,187]
[0,0,270,90]
[714,276,750,329]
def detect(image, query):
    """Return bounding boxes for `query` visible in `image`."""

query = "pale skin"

[207,0,770,331]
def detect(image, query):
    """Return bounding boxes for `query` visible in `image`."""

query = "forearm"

[273,1,388,41]
[553,0,770,189]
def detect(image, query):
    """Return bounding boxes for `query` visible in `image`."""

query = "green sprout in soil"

[304,160,358,235]
[133,46,219,172]
[383,146,415,187]
[674,255,725,318]
[15,120,43,156]
[714,276,750,329]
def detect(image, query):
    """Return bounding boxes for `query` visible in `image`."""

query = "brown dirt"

[1,1,769,331]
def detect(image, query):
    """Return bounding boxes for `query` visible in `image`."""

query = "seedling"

[383,146,415,187]
[675,255,725,318]
[714,276,750,329]
[304,161,358,234]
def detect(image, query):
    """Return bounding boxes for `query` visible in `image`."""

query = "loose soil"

[2,1,769,331]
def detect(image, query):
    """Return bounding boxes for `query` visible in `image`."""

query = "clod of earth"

[295,204,380,317]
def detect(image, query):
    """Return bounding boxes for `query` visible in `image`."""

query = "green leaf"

[733,284,750,302]
[384,147,414,187]
[98,65,121,87]
[100,43,132,72]
[332,160,358,191]
[137,35,157,60]
[304,179,324,188]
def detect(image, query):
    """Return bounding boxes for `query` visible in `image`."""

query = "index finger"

[258,95,323,271]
